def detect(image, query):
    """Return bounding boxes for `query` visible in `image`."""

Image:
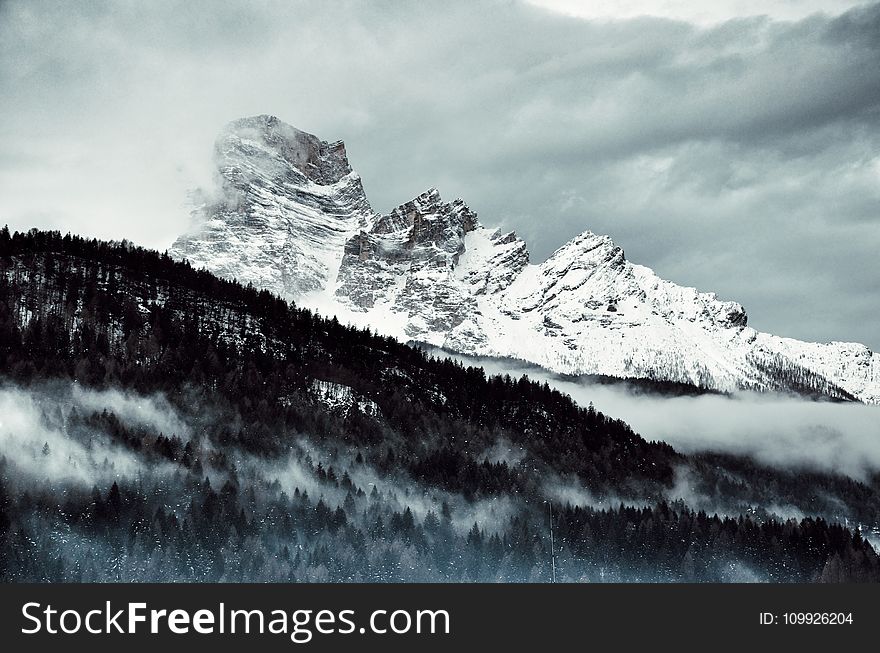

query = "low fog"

[591,388,880,480]
[432,350,880,481]
[255,438,522,535]
[0,384,149,485]
[3,365,878,540]
[70,384,189,439]
[3,364,879,581]
[0,380,522,536]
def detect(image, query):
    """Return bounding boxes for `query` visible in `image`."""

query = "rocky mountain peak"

[170,116,879,404]
[545,230,625,270]
[170,116,373,298]
[218,115,353,186]
[378,188,478,249]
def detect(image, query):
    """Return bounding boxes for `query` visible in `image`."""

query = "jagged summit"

[170,116,879,403]
[171,116,373,297]
[220,115,353,185]
[530,230,748,329]
[348,188,476,258]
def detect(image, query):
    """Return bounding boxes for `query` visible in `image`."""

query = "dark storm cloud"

[0,0,877,348]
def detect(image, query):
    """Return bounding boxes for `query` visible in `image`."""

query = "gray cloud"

[1,0,877,348]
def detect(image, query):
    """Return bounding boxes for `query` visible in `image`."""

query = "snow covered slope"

[171,116,880,404]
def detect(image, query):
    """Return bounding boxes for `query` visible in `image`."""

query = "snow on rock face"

[334,187,489,346]
[170,115,374,298]
[457,227,530,296]
[311,380,380,418]
[522,231,746,330]
[171,116,880,404]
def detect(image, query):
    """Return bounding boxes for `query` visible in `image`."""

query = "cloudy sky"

[1,0,878,349]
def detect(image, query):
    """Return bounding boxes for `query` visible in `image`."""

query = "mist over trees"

[1,227,878,582]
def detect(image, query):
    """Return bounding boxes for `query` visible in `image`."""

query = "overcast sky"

[1,0,878,349]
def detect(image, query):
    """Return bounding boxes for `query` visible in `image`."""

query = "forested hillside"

[1,227,878,582]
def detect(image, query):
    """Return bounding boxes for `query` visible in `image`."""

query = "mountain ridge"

[171,115,879,404]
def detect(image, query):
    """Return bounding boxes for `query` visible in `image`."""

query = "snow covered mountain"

[171,116,880,404]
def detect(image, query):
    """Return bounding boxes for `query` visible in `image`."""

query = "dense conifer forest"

[1,227,878,582]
